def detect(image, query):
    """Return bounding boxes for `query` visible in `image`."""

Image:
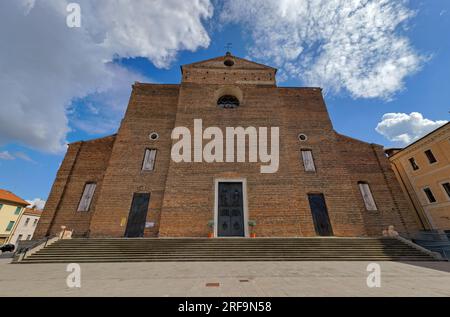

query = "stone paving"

[0,258,449,297]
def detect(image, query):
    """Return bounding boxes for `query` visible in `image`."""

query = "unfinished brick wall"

[88,84,179,237]
[34,135,115,238]
[158,85,404,238]
[335,134,423,236]
[36,54,423,239]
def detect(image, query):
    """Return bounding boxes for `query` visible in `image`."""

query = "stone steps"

[17,237,438,263]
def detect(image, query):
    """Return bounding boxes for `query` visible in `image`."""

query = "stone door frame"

[214,178,249,238]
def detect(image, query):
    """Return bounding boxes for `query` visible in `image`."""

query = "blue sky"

[0,0,449,205]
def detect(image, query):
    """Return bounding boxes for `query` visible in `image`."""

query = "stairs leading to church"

[16,237,439,263]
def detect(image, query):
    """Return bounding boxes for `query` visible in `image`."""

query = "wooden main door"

[217,182,245,237]
[125,193,150,238]
[308,193,334,236]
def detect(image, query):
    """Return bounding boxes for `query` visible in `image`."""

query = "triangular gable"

[182,53,277,72]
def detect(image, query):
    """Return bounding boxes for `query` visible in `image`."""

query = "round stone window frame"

[224,58,235,67]
[149,132,160,141]
[298,133,308,142]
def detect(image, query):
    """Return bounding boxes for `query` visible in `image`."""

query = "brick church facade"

[34,53,423,239]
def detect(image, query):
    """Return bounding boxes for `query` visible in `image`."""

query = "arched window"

[217,95,240,109]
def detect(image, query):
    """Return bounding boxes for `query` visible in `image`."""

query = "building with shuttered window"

[386,122,450,231]
[9,208,42,246]
[0,189,29,244]
[34,53,423,239]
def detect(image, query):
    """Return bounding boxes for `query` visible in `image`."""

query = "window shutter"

[301,150,316,172]
[86,183,96,208]
[6,221,15,231]
[78,187,88,211]
[77,183,96,212]
[358,183,377,211]
[142,149,157,171]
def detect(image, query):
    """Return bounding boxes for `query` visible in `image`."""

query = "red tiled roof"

[0,189,29,206]
[23,208,43,217]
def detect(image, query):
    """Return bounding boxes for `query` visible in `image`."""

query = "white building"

[9,208,42,245]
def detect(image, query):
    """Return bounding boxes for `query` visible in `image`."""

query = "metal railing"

[13,235,57,262]
[412,230,450,260]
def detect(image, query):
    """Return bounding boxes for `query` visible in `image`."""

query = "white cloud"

[220,0,424,99]
[0,151,15,160]
[26,198,46,210]
[0,0,213,153]
[0,150,37,162]
[376,112,447,145]
[14,151,36,163]
[69,64,152,136]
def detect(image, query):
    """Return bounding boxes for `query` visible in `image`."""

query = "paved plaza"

[1,258,450,297]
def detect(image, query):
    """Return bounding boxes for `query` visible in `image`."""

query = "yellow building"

[386,122,450,231]
[0,189,29,244]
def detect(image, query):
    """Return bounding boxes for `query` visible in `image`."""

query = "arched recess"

[214,86,244,109]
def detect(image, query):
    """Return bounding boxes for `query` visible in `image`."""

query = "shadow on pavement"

[400,261,450,273]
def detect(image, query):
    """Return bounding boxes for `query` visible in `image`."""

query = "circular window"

[224,59,235,67]
[217,95,240,109]
[298,133,308,142]
[149,132,159,140]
